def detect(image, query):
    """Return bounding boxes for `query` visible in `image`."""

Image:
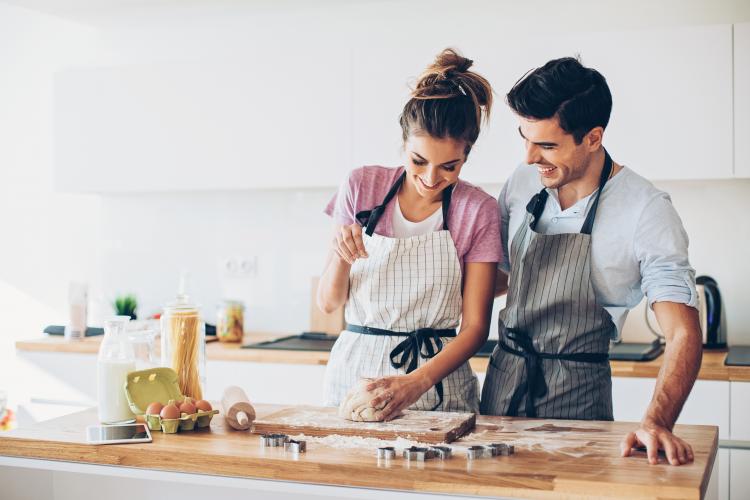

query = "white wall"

[2,0,750,410]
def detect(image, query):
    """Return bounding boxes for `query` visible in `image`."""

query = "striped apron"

[481,150,616,420]
[323,172,480,413]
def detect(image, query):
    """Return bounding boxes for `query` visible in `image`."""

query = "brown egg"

[195,399,212,411]
[146,402,164,415]
[160,400,181,419]
[179,398,196,415]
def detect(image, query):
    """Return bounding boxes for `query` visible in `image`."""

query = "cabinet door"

[55,46,352,192]
[730,382,750,440]
[735,23,750,178]
[731,449,750,500]
[612,377,729,438]
[352,24,733,185]
[205,361,327,405]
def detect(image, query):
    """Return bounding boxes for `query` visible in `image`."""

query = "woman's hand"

[365,372,433,421]
[333,223,368,265]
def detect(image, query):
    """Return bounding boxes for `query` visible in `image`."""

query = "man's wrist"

[641,413,672,431]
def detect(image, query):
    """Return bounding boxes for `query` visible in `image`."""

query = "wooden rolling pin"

[221,386,256,430]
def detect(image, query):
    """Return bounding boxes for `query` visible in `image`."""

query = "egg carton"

[145,408,219,433]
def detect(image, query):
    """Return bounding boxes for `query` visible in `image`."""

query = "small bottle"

[217,300,245,343]
[97,316,136,424]
[65,282,88,341]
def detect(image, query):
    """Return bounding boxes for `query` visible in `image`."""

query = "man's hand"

[620,419,694,466]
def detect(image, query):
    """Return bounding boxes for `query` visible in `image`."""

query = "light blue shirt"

[499,163,698,339]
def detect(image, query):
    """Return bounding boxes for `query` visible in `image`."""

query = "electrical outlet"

[219,256,258,278]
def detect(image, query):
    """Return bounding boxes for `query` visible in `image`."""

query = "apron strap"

[580,148,613,235]
[345,323,456,411]
[355,171,454,236]
[525,148,614,234]
[500,328,608,418]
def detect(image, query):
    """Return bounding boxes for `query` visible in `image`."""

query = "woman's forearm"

[317,250,351,314]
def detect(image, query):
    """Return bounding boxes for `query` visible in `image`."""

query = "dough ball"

[338,379,388,422]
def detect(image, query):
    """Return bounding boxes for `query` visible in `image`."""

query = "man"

[480,57,703,467]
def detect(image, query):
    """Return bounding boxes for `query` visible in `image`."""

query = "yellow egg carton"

[124,368,219,434]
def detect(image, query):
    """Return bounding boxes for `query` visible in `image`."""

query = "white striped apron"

[481,150,617,420]
[323,172,479,413]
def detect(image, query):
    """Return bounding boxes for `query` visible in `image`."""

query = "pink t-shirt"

[324,166,503,272]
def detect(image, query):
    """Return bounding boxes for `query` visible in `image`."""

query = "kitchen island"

[0,404,718,500]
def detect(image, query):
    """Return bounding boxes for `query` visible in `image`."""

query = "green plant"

[114,294,138,320]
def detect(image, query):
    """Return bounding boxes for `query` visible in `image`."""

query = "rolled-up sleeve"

[497,181,511,273]
[634,193,698,309]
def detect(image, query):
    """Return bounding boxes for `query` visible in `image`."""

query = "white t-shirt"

[392,196,443,238]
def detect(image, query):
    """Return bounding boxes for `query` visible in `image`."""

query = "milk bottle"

[97,316,136,424]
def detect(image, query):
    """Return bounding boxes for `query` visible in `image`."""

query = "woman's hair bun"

[400,47,493,155]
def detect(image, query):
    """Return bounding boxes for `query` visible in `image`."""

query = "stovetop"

[243,331,497,357]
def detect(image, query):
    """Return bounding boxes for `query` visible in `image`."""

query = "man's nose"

[524,142,542,165]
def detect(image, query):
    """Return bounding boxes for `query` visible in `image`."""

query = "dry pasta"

[169,309,202,400]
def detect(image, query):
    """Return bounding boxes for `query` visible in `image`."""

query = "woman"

[318,48,501,419]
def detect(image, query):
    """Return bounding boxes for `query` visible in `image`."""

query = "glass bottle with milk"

[97,316,136,424]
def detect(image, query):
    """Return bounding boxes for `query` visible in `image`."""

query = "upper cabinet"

[54,45,352,193]
[735,23,750,178]
[54,24,735,192]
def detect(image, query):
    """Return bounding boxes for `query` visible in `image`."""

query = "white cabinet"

[735,23,750,178]
[54,24,734,192]
[54,46,352,193]
[730,382,750,440]
[731,449,750,500]
[349,24,734,186]
[205,360,327,406]
[612,377,730,439]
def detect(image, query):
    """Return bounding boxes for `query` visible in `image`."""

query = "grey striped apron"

[481,150,616,420]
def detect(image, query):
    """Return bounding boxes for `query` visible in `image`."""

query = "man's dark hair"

[506,57,612,144]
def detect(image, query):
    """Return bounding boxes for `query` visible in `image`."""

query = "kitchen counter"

[15,335,750,381]
[0,404,718,499]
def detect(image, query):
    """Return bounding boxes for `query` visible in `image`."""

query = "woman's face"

[404,133,467,200]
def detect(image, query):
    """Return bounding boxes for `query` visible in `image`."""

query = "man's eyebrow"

[410,151,462,166]
[518,127,558,148]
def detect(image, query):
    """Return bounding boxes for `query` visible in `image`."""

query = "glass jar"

[97,316,136,424]
[128,328,157,370]
[161,301,205,401]
[217,300,245,343]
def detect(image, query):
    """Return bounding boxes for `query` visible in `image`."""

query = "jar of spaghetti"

[217,300,245,343]
[161,295,205,401]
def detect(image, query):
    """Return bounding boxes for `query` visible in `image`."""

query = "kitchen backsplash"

[93,177,750,345]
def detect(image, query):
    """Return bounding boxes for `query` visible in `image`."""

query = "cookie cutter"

[285,439,307,453]
[403,446,435,462]
[377,446,396,459]
[429,446,453,460]
[260,433,289,448]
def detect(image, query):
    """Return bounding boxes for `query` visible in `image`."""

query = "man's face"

[517,115,594,189]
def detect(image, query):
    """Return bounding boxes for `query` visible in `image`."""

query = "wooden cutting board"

[251,405,475,444]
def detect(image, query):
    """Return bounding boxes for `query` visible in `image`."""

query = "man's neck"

[557,149,615,210]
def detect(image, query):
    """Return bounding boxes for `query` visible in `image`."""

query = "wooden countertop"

[16,335,750,382]
[0,404,717,499]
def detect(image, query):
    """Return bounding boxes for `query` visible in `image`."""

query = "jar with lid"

[161,292,205,401]
[217,300,245,343]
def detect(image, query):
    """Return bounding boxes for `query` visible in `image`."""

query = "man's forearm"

[643,302,703,429]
